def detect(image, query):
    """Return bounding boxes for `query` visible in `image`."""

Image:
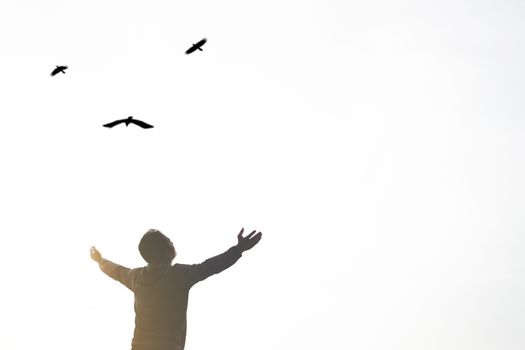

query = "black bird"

[51,65,68,76]
[103,116,154,129]
[185,38,207,54]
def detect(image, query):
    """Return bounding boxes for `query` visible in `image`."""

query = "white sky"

[0,0,524,349]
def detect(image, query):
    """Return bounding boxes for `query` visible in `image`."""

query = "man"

[90,228,262,350]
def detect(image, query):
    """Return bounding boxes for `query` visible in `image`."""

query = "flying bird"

[50,65,68,76]
[185,38,207,54]
[103,116,154,129]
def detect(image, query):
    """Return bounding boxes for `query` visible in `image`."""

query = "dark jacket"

[99,246,243,350]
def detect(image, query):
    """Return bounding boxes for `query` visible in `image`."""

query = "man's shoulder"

[170,263,200,276]
[171,263,193,270]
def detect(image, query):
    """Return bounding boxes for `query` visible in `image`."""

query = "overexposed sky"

[0,1,524,349]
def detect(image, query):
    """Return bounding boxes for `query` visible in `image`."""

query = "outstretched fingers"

[237,228,245,239]
[90,246,103,262]
[246,230,257,239]
[246,231,262,249]
[251,232,262,243]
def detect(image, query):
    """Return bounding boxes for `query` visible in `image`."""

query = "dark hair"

[138,229,171,263]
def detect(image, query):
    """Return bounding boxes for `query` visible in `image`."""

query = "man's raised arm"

[185,228,262,286]
[90,246,135,291]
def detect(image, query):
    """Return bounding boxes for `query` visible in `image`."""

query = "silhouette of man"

[90,228,262,350]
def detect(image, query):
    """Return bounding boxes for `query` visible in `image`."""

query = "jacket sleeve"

[99,259,135,291]
[184,246,243,287]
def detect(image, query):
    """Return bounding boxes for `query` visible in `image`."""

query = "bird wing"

[185,45,197,54]
[103,119,125,128]
[196,38,207,47]
[130,119,154,129]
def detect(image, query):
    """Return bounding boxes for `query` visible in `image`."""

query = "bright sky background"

[0,1,524,349]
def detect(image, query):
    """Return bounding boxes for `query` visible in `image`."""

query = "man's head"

[138,229,176,264]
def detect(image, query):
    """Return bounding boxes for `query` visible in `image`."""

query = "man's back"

[98,246,243,350]
[131,264,193,350]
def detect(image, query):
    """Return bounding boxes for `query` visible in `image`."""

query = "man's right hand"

[236,228,262,252]
[90,246,103,263]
